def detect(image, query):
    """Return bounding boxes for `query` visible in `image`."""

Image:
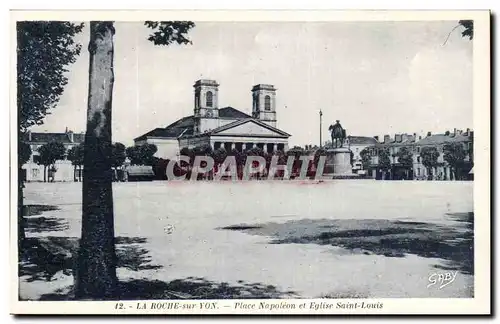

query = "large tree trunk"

[75,22,118,300]
[18,168,25,253]
[43,165,46,182]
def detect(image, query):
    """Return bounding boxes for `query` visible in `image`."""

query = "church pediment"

[210,119,290,138]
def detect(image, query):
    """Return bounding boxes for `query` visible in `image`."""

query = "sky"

[31,21,473,147]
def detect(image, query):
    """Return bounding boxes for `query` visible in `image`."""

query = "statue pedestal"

[323,147,357,179]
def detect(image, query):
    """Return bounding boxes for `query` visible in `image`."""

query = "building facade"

[134,79,291,158]
[363,129,473,180]
[345,136,379,174]
[21,129,85,182]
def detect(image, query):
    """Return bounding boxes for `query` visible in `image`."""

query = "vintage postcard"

[10,10,490,315]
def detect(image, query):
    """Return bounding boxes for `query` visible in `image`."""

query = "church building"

[134,79,291,158]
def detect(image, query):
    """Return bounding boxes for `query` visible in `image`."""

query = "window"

[417,168,420,176]
[264,95,271,111]
[417,156,421,163]
[206,91,213,107]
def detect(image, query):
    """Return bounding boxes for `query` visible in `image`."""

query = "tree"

[420,146,440,180]
[443,143,466,180]
[396,146,414,179]
[126,144,158,166]
[36,142,66,182]
[139,144,158,166]
[19,142,32,166]
[17,21,83,254]
[443,20,473,46]
[111,143,126,169]
[193,143,213,157]
[459,20,473,40]
[76,21,195,299]
[360,148,371,170]
[212,147,227,167]
[286,146,305,176]
[378,148,391,180]
[67,144,85,182]
[18,142,32,246]
[17,22,84,132]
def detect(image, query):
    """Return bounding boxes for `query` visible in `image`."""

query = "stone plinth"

[324,147,356,178]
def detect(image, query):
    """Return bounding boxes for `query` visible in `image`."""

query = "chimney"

[419,136,422,140]
[374,136,379,142]
[454,128,457,135]
[395,134,402,142]
[384,135,390,143]
[68,130,74,142]
[427,131,432,137]
[466,128,470,135]
[401,133,408,142]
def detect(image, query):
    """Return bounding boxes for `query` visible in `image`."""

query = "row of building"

[345,129,473,180]
[19,79,473,182]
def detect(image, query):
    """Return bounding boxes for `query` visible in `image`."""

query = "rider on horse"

[329,120,346,148]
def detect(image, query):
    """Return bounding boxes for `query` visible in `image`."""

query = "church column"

[231,142,236,150]
[263,144,268,153]
[273,144,278,153]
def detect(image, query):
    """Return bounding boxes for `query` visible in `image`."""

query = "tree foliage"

[212,147,227,166]
[443,143,466,179]
[36,142,66,182]
[360,148,371,169]
[192,143,213,156]
[396,146,413,168]
[19,142,32,165]
[111,142,126,168]
[144,21,196,46]
[17,21,84,132]
[67,144,85,166]
[37,142,66,167]
[459,20,473,40]
[420,146,440,179]
[377,148,391,171]
[126,144,158,166]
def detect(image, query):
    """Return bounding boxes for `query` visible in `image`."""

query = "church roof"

[134,107,254,141]
[218,107,252,119]
[208,118,291,137]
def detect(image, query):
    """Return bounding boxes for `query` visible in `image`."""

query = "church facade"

[134,79,291,159]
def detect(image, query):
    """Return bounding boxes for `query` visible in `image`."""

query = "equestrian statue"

[328,120,346,148]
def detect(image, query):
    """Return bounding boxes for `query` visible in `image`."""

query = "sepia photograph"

[10,10,490,315]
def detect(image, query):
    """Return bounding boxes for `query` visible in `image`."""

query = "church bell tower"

[252,84,277,128]
[194,79,219,133]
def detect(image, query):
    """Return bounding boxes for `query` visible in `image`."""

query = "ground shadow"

[221,212,474,275]
[38,277,298,301]
[19,236,162,283]
[23,204,69,233]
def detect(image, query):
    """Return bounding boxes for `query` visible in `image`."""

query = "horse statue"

[328,120,346,148]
